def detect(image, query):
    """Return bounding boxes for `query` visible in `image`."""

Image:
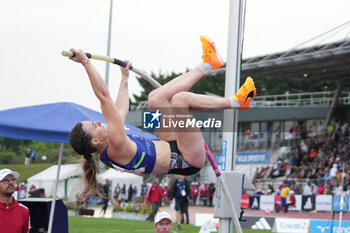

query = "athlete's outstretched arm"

[115,61,131,122]
[69,49,111,104]
[69,48,128,147]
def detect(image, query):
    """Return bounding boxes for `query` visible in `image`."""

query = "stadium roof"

[212,39,350,82]
[240,39,350,82]
[212,21,350,82]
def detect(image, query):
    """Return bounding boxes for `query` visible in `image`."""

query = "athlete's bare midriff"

[151,140,171,174]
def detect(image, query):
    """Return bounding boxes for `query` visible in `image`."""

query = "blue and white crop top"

[100,134,156,174]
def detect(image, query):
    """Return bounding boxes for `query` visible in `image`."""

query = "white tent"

[27,164,83,201]
[98,169,143,199]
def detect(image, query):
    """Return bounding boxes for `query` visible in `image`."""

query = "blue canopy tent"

[0,102,158,232]
[0,101,158,142]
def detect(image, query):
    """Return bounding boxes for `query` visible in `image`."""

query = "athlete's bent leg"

[170,92,206,168]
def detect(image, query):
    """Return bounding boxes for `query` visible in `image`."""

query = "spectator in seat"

[330,163,338,186]
[316,182,325,195]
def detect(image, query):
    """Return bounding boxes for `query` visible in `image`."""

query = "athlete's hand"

[69,48,89,65]
[120,60,131,80]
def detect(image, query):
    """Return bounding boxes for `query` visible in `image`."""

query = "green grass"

[0,163,54,182]
[233,229,272,233]
[68,217,272,233]
[233,231,271,233]
[69,216,200,233]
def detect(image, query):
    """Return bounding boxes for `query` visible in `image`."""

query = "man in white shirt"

[303,182,313,196]
[330,164,338,186]
[333,184,343,196]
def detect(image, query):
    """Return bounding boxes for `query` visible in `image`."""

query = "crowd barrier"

[240,194,350,212]
[272,218,350,233]
[195,215,350,232]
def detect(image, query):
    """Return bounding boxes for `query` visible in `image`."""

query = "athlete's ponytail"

[69,122,99,198]
[81,153,99,198]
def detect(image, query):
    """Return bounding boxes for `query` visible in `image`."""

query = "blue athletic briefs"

[100,134,156,174]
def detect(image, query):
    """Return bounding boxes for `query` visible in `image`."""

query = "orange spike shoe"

[200,35,224,70]
[234,77,256,110]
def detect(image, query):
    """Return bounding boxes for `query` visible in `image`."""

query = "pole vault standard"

[218,0,244,232]
[61,50,243,233]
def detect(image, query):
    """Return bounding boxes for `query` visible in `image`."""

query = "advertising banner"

[194,213,219,227]
[310,220,350,233]
[240,216,275,230]
[221,140,227,171]
[241,194,250,208]
[302,195,315,211]
[249,196,260,210]
[333,195,349,212]
[273,218,309,233]
[236,152,270,164]
[315,195,332,212]
[260,195,275,212]
[288,195,302,211]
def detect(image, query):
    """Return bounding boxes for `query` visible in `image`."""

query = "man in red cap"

[0,168,30,233]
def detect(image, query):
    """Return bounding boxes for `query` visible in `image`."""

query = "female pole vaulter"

[66,36,256,198]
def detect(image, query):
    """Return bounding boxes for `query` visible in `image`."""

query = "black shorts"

[167,141,201,176]
[175,197,189,213]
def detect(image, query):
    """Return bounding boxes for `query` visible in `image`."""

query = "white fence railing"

[132,91,350,110]
[251,91,350,108]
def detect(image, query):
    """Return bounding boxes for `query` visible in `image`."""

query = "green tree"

[0,137,31,154]
[0,137,78,164]
[132,71,182,104]
[253,76,339,96]
[0,151,15,164]
[130,68,347,105]
[131,70,225,105]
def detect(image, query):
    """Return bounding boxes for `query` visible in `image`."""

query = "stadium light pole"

[105,0,113,87]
